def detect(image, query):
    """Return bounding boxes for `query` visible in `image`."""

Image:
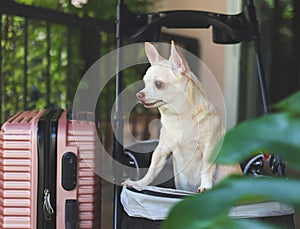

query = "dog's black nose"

[136,91,145,100]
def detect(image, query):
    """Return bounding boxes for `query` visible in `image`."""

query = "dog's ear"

[145,42,164,65]
[169,40,190,75]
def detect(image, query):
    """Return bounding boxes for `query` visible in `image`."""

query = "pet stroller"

[112,0,295,228]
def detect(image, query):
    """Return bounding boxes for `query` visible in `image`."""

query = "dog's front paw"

[197,186,211,193]
[121,179,144,191]
[121,179,134,187]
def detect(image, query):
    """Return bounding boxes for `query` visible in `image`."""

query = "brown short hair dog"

[122,41,241,192]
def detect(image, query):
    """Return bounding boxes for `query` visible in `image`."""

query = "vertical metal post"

[113,0,125,228]
[246,0,285,176]
[46,22,51,107]
[0,14,2,124]
[246,0,271,114]
[67,26,72,105]
[23,17,28,110]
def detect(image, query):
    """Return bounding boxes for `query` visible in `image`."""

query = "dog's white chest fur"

[160,108,218,192]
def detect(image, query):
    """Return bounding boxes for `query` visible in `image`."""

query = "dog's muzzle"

[136,91,164,108]
[136,91,145,100]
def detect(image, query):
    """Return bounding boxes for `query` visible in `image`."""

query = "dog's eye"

[154,80,164,89]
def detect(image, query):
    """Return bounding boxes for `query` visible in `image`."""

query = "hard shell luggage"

[0,109,101,229]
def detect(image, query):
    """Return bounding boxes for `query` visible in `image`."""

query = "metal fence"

[0,0,114,117]
[1,1,114,150]
[0,3,168,171]
[0,1,200,227]
[0,0,199,148]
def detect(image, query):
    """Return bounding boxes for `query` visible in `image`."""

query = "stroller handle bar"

[119,3,260,44]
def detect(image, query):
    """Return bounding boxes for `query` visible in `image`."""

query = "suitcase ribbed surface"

[0,111,43,229]
[0,111,101,228]
[67,119,101,229]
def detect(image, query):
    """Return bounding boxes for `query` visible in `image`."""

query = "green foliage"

[213,91,300,169]
[165,176,300,229]
[14,0,158,20]
[164,91,300,229]
[282,3,294,19]
[1,15,84,121]
[263,0,294,19]
[2,0,156,124]
[275,90,300,113]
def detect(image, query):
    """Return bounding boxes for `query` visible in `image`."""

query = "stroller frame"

[113,0,285,228]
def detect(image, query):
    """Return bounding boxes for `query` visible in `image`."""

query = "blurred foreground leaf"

[275,91,300,114]
[213,91,300,169]
[163,176,299,229]
[213,112,300,169]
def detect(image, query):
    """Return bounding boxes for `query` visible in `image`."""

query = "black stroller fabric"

[121,141,295,229]
[122,212,162,229]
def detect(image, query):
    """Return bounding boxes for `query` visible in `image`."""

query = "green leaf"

[275,91,300,114]
[163,176,298,229]
[14,0,35,5]
[206,218,282,229]
[213,112,300,169]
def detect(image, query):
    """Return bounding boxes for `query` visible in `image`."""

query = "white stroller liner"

[121,186,294,221]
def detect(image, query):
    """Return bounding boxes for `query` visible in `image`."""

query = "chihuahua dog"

[122,41,242,192]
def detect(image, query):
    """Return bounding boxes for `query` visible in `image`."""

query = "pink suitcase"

[0,109,101,229]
